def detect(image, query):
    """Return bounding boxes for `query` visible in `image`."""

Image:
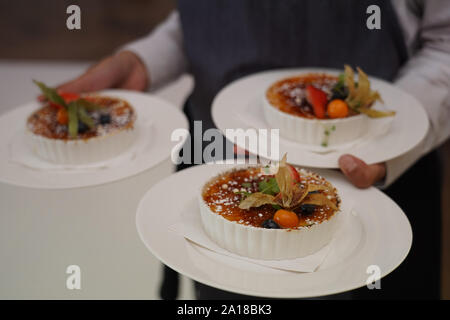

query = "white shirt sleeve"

[121,11,187,89]
[383,0,450,187]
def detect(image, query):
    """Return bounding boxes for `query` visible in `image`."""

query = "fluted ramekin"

[26,127,137,165]
[198,168,341,260]
[263,96,368,146]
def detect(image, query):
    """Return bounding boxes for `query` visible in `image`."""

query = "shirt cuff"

[120,11,187,89]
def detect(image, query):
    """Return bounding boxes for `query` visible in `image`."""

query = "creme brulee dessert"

[263,65,395,146]
[199,154,341,260]
[26,81,136,164]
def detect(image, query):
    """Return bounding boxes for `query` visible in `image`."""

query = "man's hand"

[338,154,386,188]
[57,51,149,93]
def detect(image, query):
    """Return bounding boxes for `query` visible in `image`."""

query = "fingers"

[57,74,94,94]
[338,154,386,188]
[57,58,117,93]
[57,64,95,93]
[56,51,148,93]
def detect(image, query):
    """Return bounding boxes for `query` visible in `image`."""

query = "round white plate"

[0,90,188,189]
[212,68,429,168]
[136,163,412,298]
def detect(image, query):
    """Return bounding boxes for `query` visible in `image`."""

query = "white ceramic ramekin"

[26,127,137,164]
[263,96,368,146]
[198,180,341,260]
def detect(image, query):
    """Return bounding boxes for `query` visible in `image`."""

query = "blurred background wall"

[0,0,175,60]
[0,0,448,299]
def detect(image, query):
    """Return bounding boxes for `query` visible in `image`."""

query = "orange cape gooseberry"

[273,209,299,228]
[327,99,349,118]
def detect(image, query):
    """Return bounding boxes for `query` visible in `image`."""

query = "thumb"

[338,154,386,188]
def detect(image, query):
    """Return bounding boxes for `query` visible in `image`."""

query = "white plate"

[212,68,429,168]
[136,163,412,298]
[0,90,188,189]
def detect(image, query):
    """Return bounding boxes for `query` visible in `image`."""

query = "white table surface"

[0,60,195,299]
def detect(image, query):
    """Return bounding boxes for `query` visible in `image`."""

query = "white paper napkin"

[169,198,338,273]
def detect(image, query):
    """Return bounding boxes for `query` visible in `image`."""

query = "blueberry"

[331,86,349,101]
[300,204,316,215]
[261,219,280,229]
[99,113,111,125]
[78,121,89,134]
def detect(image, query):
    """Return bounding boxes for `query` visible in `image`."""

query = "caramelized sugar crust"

[266,73,357,119]
[202,167,340,229]
[27,96,135,140]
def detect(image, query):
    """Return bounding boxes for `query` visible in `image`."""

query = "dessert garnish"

[340,65,395,118]
[266,65,395,119]
[33,80,102,138]
[239,154,337,212]
[305,84,328,119]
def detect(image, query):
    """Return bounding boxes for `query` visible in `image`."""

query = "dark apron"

[178,0,407,130]
[160,0,441,299]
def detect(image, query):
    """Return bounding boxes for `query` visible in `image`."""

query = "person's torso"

[177,0,407,128]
